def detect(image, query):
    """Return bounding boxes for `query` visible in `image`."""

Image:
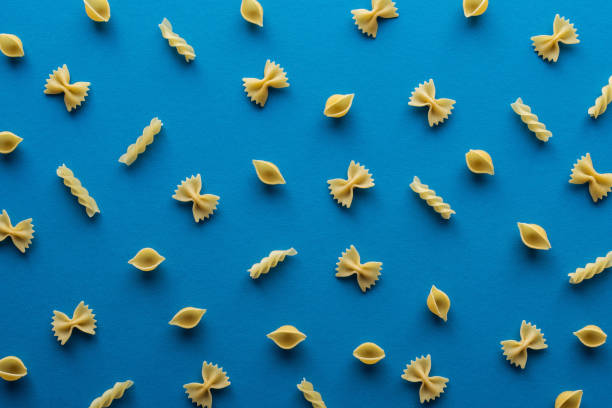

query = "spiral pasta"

[56,164,100,217]
[351,0,398,38]
[159,18,195,62]
[589,76,612,119]
[118,118,163,166]
[0,210,34,253]
[568,251,612,284]
[242,60,289,107]
[410,176,455,219]
[248,248,297,279]
[88,380,133,408]
[531,14,579,62]
[44,65,90,112]
[297,378,327,408]
[510,97,552,142]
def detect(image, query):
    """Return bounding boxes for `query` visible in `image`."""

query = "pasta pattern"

[588,76,612,119]
[568,251,612,284]
[159,18,195,62]
[0,33,24,57]
[335,245,382,292]
[184,362,230,408]
[0,210,34,253]
[327,161,374,208]
[242,59,289,107]
[410,176,455,219]
[531,14,579,62]
[88,380,133,408]
[500,320,547,369]
[351,0,398,38]
[408,79,455,127]
[52,301,97,345]
[401,355,449,403]
[172,174,220,223]
[511,97,552,142]
[569,153,612,202]
[44,65,90,112]
[118,118,163,166]
[57,164,100,217]
[297,378,327,408]
[248,248,297,279]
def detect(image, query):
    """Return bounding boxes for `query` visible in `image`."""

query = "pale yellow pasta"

[0,131,23,154]
[573,325,607,348]
[427,285,450,322]
[588,76,612,119]
[240,0,263,27]
[408,79,455,127]
[353,342,385,365]
[52,301,96,345]
[0,209,34,253]
[83,0,110,22]
[172,174,220,223]
[243,60,289,107]
[569,153,612,202]
[267,325,306,349]
[0,34,24,57]
[118,118,163,166]
[517,222,551,250]
[569,251,612,284]
[297,378,327,408]
[184,361,230,408]
[128,248,165,271]
[335,245,382,292]
[463,0,488,17]
[0,356,27,381]
[465,149,494,175]
[410,176,455,219]
[252,160,286,184]
[169,307,207,329]
[324,94,354,118]
[88,380,133,408]
[401,355,448,403]
[555,390,583,408]
[531,14,579,62]
[501,320,547,369]
[511,97,552,142]
[159,18,195,62]
[249,248,297,279]
[44,65,90,112]
[57,164,100,217]
[351,0,398,38]
[327,161,374,208]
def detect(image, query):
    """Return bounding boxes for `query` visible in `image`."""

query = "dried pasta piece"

[240,0,263,27]
[465,149,494,175]
[0,356,27,381]
[511,97,552,142]
[408,79,455,127]
[0,210,34,253]
[569,251,612,284]
[353,342,385,365]
[0,34,24,57]
[569,153,612,202]
[555,390,583,408]
[249,248,297,279]
[0,131,23,154]
[159,18,195,62]
[297,378,327,408]
[242,60,289,107]
[427,285,450,322]
[327,161,374,208]
[172,174,220,223]
[517,222,551,250]
[501,320,547,369]
[252,160,286,185]
[335,245,382,292]
[573,325,607,348]
[118,118,163,166]
[169,307,206,329]
[588,76,612,119]
[83,0,110,22]
[44,65,90,112]
[128,248,165,271]
[410,176,455,219]
[184,361,230,408]
[324,93,354,118]
[88,380,133,408]
[351,0,398,38]
[267,325,306,349]
[52,301,96,345]
[401,355,448,403]
[531,14,579,62]
[57,164,100,217]
[463,0,488,17]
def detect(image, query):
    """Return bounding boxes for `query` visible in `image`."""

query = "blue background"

[1,0,611,407]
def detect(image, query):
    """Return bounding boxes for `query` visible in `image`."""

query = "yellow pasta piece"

[252,159,286,185]
[463,0,488,18]
[335,245,382,292]
[118,118,163,166]
[569,251,612,284]
[324,93,354,118]
[573,325,607,348]
[501,320,547,369]
[83,0,110,22]
[353,342,385,365]
[327,161,374,208]
[297,378,327,408]
[410,176,455,219]
[172,174,220,223]
[511,97,552,142]
[242,60,289,107]
[128,248,165,271]
[555,390,583,408]
[0,210,34,253]
[0,34,24,57]
[401,355,448,403]
[569,153,612,202]
[517,222,551,250]
[57,164,100,217]
[0,131,22,154]
[88,380,133,408]
[351,0,398,38]
[169,307,207,329]
[52,301,96,345]
[184,361,230,408]
[159,18,195,62]
[588,76,612,119]
[427,285,450,322]
[465,149,494,175]
[248,248,297,279]
[240,0,263,27]
[408,79,455,127]
[0,356,27,381]
[267,325,306,349]
[531,14,579,62]
[44,65,90,112]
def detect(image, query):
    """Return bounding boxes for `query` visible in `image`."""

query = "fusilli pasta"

[511,97,552,142]
[57,164,100,217]
[159,18,195,62]
[588,76,612,119]
[88,380,133,408]
[568,251,612,284]
[410,176,455,219]
[297,378,327,408]
[118,118,163,166]
[249,248,297,279]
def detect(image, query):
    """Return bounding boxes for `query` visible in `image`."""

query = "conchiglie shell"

[463,0,488,17]
[0,34,24,57]
[0,131,23,154]
[555,390,583,408]
[266,325,306,349]
[0,356,27,381]
[252,160,286,185]
[169,307,207,329]
[465,149,494,175]
[84,0,110,22]
[517,222,551,250]
[573,325,607,348]
[324,93,355,118]
[240,0,263,27]
[128,248,165,271]
[427,285,450,321]
[353,342,385,365]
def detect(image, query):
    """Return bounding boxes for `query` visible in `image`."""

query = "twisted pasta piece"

[351,0,398,38]
[568,251,612,284]
[401,355,448,403]
[249,248,297,279]
[88,380,133,408]
[242,60,289,107]
[511,97,552,142]
[297,378,327,408]
[501,320,547,369]
[57,164,100,217]
[52,301,96,345]
[569,153,612,202]
[327,161,374,208]
[531,14,579,62]
[118,118,163,166]
[0,210,34,253]
[408,79,455,127]
[410,176,455,219]
[588,76,612,119]
[159,18,195,62]
[184,362,230,408]
[335,245,382,292]
[172,174,219,223]
[44,65,90,112]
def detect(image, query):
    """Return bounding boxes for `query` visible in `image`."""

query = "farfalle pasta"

[172,174,220,223]
[501,320,547,369]
[243,60,289,107]
[568,251,612,284]
[531,14,579,62]
[555,390,583,408]
[83,0,110,22]
[0,34,24,57]
[184,361,230,408]
[52,301,96,345]
[267,325,306,349]
[169,307,206,329]
[588,76,612,119]
[327,161,374,208]
[569,153,612,202]
[57,164,100,217]
[351,0,398,38]
[335,245,382,292]
[128,248,165,271]
[0,356,27,382]
[401,355,448,403]
[159,18,195,62]
[517,222,551,250]
[410,176,455,219]
[408,79,455,127]
[0,210,34,253]
[297,378,327,408]
[248,248,297,279]
[118,118,163,166]
[240,0,263,26]
[511,97,552,142]
[88,380,133,408]
[0,131,23,154]
[44,65,90,112]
